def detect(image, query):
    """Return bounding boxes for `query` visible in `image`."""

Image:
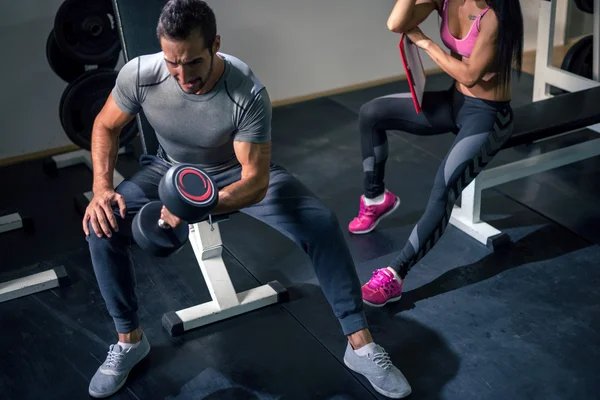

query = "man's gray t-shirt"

[111,52,272,174]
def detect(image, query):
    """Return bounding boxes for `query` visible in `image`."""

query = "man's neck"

[196,54,225,95]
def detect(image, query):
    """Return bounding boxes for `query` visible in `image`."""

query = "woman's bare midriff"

[450,51,512,102]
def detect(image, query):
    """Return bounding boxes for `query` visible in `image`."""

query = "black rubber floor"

[1,70,599,399]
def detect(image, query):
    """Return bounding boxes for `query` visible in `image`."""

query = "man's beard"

[193,54,215,92]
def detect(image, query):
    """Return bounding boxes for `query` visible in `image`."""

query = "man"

[83,0,411,398]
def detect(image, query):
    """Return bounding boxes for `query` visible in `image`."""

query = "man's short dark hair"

[157,0,217,49]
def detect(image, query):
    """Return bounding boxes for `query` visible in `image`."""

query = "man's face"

[160,33,220,94]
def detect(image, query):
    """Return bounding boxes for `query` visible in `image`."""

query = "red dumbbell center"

[176,168,214,205]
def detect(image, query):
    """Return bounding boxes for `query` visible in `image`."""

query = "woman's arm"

[387,0,441,33]
[407,13,498,87]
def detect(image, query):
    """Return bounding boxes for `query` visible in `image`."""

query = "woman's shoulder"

[479,6,498,33]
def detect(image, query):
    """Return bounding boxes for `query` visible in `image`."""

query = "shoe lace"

[357,203,377,219]
[367,269,396,291]
[371,350,393,370]
[103,345,127,369]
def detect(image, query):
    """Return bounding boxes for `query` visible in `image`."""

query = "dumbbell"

[132,164,218,257]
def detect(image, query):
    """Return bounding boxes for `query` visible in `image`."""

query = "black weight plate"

[552,35,594,96]
[132,201,189,257]
[54,0,121,65]
[561,35,593,78]
[46,29,85,83]
[59,69,138,151]
[47,28,120,83]
[574,0,594,14]
[98,48,121,70]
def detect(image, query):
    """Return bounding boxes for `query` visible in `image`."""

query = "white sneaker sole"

[363,294,402,308]
[349,197,401,235]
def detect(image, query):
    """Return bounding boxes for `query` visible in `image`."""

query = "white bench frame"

[0,213,25,234]
[449,0,600,247]
[162,215,287,336]
[1,215,70,303]
[0,266,69,303]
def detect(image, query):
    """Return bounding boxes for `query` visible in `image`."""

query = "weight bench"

[449,85,600,247]
[162,211,288,337]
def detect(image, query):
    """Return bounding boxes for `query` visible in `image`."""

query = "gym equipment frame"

[162,214,288,337]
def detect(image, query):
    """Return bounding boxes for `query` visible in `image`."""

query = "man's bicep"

[96,93,136,132]
[233,141,271,180]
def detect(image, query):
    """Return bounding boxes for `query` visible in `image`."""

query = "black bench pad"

[504,86,600,149]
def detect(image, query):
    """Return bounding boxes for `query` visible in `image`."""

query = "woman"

[349,0,524,306]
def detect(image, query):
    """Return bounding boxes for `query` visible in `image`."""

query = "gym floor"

[1,71,599,400]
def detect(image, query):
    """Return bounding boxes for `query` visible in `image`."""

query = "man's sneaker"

[362,268,403,307]
[343,342,412,398]
[89,332,151,398]
[348,192,400,234]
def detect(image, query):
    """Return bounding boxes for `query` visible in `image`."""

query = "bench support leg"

[0,266,70,303]
[450,137,600,248]
[0,213,24,234]
[162,219,288,337]
[449,179,508,249]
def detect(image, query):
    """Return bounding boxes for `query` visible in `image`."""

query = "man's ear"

[212,35,221,54]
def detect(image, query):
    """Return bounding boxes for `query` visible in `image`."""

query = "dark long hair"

[486,0,524,91]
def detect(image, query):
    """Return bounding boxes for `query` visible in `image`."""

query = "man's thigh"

[114,154,170,218]
[240,164,340,245]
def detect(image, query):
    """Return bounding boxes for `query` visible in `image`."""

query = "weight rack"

[533,0,600,136]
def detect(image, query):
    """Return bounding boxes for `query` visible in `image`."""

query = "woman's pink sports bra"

[440,0,490,58]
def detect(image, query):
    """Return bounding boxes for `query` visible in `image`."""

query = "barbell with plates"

[132,164,219,257]
[54,0,122,65]
[59,69,138,151]
[550,35,594,96]
[46,28,119,83]
[561,35,593,79]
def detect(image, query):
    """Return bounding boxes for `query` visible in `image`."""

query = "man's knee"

[86,218,131,246]
[309,203,342,237]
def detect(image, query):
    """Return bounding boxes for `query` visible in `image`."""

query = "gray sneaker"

[88,333,151,398]
[343,342,412,399]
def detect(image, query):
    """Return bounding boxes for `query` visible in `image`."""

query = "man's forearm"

[91,121,120,193]
[213,175,268,215]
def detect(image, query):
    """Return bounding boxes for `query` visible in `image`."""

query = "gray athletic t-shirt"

[111,52,272,174]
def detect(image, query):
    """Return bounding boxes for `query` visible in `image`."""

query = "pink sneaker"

[348,192,400,234]
[362,268,403,307]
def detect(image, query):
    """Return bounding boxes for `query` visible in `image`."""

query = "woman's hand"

[406,27,430,49]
